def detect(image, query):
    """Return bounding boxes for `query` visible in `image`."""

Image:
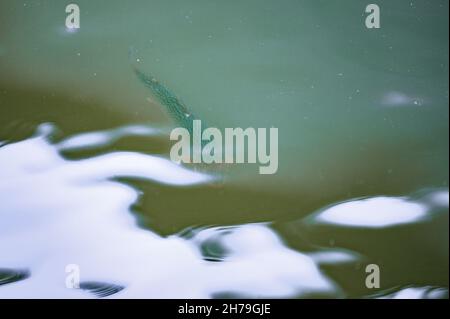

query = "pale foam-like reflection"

[310,192,448,228]
[308,249,361,265]
[377,286,448,299]
[0,125,336,298]
[185,224,336,298]
[426,190,449,207]
[57,124,165,151]
[0,124,211,187]
[381,91,426,107]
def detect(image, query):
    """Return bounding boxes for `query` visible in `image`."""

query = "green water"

[0,0,448,298]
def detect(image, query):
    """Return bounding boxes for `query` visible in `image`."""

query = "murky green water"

[0,0,448,298]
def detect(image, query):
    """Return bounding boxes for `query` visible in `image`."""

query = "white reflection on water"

[57,124,165,151]
[0,124,211,187]
[0,124,335,298]
[377,286,448,299]
[427,190,450,207]
[308,249,361,265]
[186,224,336,298]
[381,91,426,107]
[310,193,448,228]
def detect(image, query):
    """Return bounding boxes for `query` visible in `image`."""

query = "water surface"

[0,0,448,298]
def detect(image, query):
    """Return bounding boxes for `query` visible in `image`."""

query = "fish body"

[133,68,196,134]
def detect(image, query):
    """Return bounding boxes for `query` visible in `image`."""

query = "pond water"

[0,0,448,298]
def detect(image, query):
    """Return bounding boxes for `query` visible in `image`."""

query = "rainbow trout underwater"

[133,67,198,135]
[133,66,279,174]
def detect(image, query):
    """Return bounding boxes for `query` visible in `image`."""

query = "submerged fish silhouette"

[133,67,196,134]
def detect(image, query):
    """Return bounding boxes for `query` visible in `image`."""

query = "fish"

[133,67,197,135]
[132,65,219,165]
